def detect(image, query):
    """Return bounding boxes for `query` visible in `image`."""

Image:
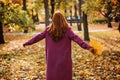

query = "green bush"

[3,5,35,32]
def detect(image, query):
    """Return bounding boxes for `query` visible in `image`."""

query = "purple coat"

[23,27,92,80]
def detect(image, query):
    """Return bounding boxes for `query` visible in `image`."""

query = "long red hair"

[48,11,68,41]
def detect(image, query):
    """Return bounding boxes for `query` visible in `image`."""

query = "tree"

[23,0,27,10]
[74,4,81,31]
[78,0,82,31]
[44,0,50,26]
[118,22,120,32]
[111,0,120,32]
[0,0,34,43]
[83,11,90,41]
[79,0,90,41]
[69,6,73,26]
[22,0,28,33]
[60,0,82,31]
[27,0,43,23]
[50,0,55,16]
[49,0,74,15]
[0,1,5,44]
[82,0,120,28]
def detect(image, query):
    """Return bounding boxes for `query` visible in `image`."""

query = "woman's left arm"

[68,28,92,50]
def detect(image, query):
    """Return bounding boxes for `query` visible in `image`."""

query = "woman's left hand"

[89,48,97,55]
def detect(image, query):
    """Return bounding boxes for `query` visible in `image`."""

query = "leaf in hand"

[90,39,103,56]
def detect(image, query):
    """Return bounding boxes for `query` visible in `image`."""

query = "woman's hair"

[48,11,68,41]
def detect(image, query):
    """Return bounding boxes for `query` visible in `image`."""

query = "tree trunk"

[36,13,39,23]
[0,1,5,44]
[23,0,27,10]
[106,1,112,28]
[78,0,82,31]
[117,14,120,32]
[23,0,28,33]
[50,0,55,16]
[32,10,35,23]
[74,4,81,31]
[83,12,90,41]
[70,7,72,26]
[0,21,5,44]
[64,9,67,18]
[32,10,39,23]
[44,0,50,26]
[118,22,120,32]
[107,16,112,28]
[23,26,28,33]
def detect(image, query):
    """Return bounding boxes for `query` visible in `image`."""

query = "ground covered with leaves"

[0,26,120,80]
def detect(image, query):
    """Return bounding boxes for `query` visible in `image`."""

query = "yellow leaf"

[112,60,119,64]
[90,39,103,55]
[84,71,90,75]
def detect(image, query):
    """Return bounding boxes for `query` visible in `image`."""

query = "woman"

[23,11,94,80]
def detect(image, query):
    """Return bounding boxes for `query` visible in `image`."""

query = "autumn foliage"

[111,0,117,4]
[90,39,103,56]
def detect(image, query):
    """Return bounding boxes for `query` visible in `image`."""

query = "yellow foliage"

[111,0,117,4]
[90,39,103,56]
[1,0,22,5]
[1,0,8,4]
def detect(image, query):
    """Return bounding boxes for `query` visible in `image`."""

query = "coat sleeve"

[23,28,47,46]
[67,28,92,50]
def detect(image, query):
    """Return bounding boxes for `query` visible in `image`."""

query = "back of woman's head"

[48,11,68,41]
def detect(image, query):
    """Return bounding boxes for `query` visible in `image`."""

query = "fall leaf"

[90,39,103,55]
[111,0,117,4]
[83,71,91,75]
[0,58,2,62]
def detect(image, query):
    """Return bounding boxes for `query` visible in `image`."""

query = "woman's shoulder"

[66,26,72,32]
[65,26,73,36]
[44,26,50,31]
[45,24,52,31]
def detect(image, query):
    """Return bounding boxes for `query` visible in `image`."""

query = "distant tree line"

[0,0,119,44]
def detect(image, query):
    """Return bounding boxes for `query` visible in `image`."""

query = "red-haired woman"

[23,11,94,80]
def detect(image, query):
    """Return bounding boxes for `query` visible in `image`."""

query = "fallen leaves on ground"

[0,31,120,80]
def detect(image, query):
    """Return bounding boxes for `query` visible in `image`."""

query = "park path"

[3,23,112,35]
[3,29,111,35]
